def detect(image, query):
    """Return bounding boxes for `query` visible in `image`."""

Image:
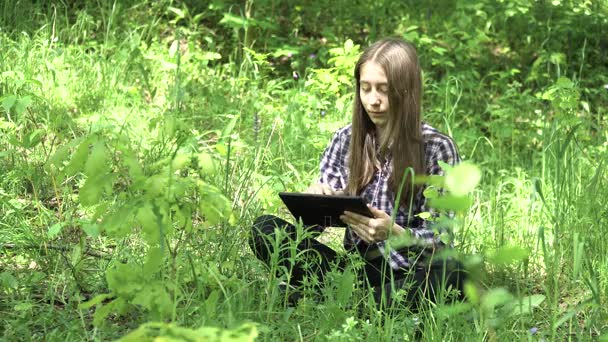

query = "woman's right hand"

[304,183,344,195]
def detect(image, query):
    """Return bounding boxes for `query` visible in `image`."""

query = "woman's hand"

[304,183,344,195]
[340,205,405,243]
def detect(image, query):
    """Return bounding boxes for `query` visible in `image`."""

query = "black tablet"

[279,192,374,227]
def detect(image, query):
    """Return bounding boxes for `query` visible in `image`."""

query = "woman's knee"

[252,215,289,237]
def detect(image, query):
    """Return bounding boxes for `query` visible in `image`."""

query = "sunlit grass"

[1,2,607,341]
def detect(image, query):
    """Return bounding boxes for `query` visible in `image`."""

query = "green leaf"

[204,290,219,317]
[22,128,45,149]
[82,223,100,238]
[78,293,113,309]
[219,13,248,29]
[122,152,144,185]
[487,245,529,265]
[14,96,32,116]
[445,162,481,196]
[93,297,128,326]
[106,263,142,296]
[508,294,545,317]
[416,211,432,220]
[171,153,191,170]
[102,204,135,238]
[0,272,18,289]
[132,283,172,318]
[79,175,106,206]
[201,51,222,61]
[221,114,239,140]
[66,138,92,176]
[199,183,233,225]
[47,143,71,170]
[429,195,471,212]
[144,247,163,276]
[137,204,160,245]
[422,185,440,199]
[48,222,64,238]
[1,95,17,113]
[481,287,513,313]
[85,141,108,178]
[167,6,186,19]
[14,302,33,311]
[144,174,168,197]
[196,153,215,174]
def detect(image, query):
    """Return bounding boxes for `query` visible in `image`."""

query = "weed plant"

[1,1,607,341]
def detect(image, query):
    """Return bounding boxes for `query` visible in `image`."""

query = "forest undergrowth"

[1,1,607,341]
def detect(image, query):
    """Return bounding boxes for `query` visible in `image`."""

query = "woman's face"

[359,61,389,129]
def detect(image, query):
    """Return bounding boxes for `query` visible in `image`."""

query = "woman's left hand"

[340,205,405,244]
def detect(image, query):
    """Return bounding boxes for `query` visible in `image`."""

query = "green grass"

[1,1,608,341]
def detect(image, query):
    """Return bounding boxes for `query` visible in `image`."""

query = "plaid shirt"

[319,123,461,270]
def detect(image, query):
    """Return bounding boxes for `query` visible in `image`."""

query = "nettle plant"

[46,122,232,324]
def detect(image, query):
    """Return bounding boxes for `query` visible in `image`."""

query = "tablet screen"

[279,192,373,227]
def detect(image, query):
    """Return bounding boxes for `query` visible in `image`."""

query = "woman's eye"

[379,86,389,93]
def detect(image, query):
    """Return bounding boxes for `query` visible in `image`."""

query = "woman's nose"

[370,93,381,105]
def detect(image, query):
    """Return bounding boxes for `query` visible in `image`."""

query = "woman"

[250,38,466,308]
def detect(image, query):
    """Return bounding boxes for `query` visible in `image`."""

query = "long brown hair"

[346,38,425,210]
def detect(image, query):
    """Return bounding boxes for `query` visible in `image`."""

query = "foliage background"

[1,0,607,340]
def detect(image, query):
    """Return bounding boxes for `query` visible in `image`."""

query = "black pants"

[249,215,466,308]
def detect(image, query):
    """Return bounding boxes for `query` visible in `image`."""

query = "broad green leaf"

[464,281,479,305]
[14,96,32,116]
[344,39,354,52]
[85,141,108,178]
[509,294,545,317]
[219,13,248,29]
[0,272,18,289]
[416,211,432,219]
[167,6,186,19]
[101,204,135,238]
[168,40,179,58]
[23,128,45,149]
[106,263,142,296]
[14,302,33,311]
[66,138,91,176]
[79,175,106,206]
[429,195,471,212]
[171,153,190,170]
[436,302,473,319]
[481,288,513,312]
[201,51,221,61]
[48,222,64,238]
[121,152,144,186]
[137,204,160,244]
[445,162,481,196]
[144,247,163,276]
[204,290,219,317]
[93,297,128,326]
[144,174,168,197]
[196,152,215,174]
[199,183,233,225]
[1,95,17,113]
[487,245,529,265]
[47,143,70,169]
[132,283,172,318]
[336,269,355,304]
[82,223,100,238]
[221,114,239,139]
[422,185,440,199]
